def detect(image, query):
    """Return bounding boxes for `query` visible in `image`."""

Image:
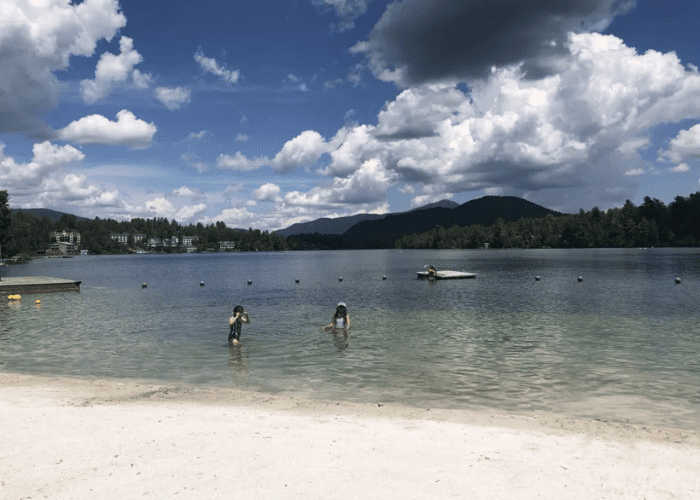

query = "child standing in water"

[228,305,250,344]
[325,302,350,330]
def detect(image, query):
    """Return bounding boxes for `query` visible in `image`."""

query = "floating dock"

[416,270,477,280]
[0,276,81,295]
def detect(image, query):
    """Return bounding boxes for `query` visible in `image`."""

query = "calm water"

[1,249,699,430]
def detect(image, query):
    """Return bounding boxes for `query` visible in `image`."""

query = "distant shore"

[2,372,699,499]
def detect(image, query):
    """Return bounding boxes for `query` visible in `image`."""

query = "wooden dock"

[416,270,477,280]
[0,276,81,295]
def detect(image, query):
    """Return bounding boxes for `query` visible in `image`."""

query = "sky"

[2,0,700,230]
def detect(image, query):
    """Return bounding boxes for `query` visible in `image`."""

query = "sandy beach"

[2,373,699,500]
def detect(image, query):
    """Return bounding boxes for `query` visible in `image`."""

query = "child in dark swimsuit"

[228,305,250,344]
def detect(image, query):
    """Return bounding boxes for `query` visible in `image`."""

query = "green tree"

[0,190,11,258]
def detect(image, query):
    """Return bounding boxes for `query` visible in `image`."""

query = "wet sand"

[2,372,699,499]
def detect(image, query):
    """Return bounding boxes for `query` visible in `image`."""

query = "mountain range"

[12,208,89,222]
[276,199,459,237]
[281,196,563,247]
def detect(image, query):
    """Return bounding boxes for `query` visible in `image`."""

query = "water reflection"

[330,328,349,351]
[228,343,247,372]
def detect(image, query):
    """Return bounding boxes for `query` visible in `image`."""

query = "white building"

[109,232,129,244]
[220,241,236,251]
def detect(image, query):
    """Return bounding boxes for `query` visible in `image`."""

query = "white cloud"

[194,51,239,83]
[235,134,249,142]
[155,86,191,110]
[186,130,208,141]
[217,130,329,172]
[172,186,204,198]
[312,0,372,32]
[1,141,124,212]
[254,183,282,202]
[658,123,700,170]
[283,158,396,208]
[80,36,148,103]
[0,0,126,134]
[57,110,157,149]
[216,151,265,171]
[244,32,700,214]
[181,152,208,173]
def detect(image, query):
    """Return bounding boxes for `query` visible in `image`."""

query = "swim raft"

[416,270,477,279]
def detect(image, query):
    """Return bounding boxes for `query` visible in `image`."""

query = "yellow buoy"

[35,299,41,304]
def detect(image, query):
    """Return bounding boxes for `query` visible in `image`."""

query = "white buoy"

[142,282,147,288]
[200,281,204,287]
[295,278,300,283]
[675,277,681,284]
[247,280,252,285]
[339,277,343,282]
[383,275,387,280]
[535,276,540,281]
[578,276,583,282]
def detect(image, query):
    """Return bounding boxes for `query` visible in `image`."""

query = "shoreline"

[3,372,700,499]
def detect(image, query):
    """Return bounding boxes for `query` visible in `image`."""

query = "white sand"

[2,373,699,500]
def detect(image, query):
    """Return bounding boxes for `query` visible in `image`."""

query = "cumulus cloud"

[172,186,204,198]
[227,32,700,214]
[217,130,330,172]
[155,86,191,110]
[235,134,249,142]
[351,0,636,86]
[194,51,239,83]
[254,183,282,202]
[658,124,700,171]
[284,158,396,208]
[0,0,126,134]
[0,141,123,212]
[80,36,149,103]
[57,110,157,149]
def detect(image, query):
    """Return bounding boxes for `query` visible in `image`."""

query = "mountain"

[275,199,459,237]
[341,196,563,246]
[12,208,89,222]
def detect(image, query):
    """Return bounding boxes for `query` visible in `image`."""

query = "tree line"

[2,190,700,258]
[0,191,288,257]
[395,193,700,249]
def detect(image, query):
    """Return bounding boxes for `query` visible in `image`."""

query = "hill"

[12,208,89,222]
[341,196,563,247]
[276,199,459,237]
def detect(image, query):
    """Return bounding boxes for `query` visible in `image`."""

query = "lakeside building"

[181,235,197,246]
[49,230,81,255]
[109,232,129,244]
[133,233,145,243]
[220,241,236,251]
[148,237,161,248]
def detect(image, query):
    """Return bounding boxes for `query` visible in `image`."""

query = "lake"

[1,248,699,430]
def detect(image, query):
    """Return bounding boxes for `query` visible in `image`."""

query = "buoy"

[383,275,387,280]
[200,281,204,287]
[295,278,300,283]
[675,277,681,284]
[247,280,252,285]
[35,299,41,304]
[142,283,147,288]
[339,277,343,282]
[578,276,583,282]
[535,276,540,281]
[7,294,21,300]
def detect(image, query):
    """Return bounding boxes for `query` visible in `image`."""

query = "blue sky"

[2,0,700,230]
